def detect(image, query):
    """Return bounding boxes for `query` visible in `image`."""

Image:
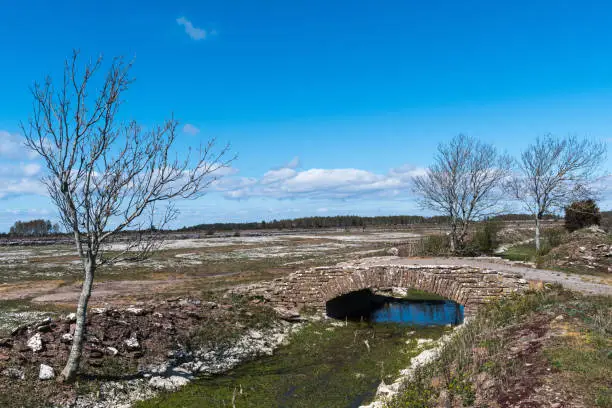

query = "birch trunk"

[61,253,95,382]
[534,216,541,252]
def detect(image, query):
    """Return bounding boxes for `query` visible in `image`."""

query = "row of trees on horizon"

[179,213,561,232]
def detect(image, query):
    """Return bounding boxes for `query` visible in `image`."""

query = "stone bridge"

[243,264,530,316]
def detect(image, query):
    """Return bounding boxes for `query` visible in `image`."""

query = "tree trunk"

[535,216,541,252]
[61,253,95,382]
[449,222,457,253]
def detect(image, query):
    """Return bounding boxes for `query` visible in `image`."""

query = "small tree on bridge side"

[413,134,511,252]
[507,135,606,251]
[22,51,232,382]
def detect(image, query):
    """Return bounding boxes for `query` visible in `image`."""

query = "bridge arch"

[237,264,529,317]
[320,266,466,308]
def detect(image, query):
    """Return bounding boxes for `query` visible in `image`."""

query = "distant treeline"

[488,213,559,221]
[180,213,559,232]
[7,219,61,236]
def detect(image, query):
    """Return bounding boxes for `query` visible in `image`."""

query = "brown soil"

[0,296,272,407]
[0,281,65,301]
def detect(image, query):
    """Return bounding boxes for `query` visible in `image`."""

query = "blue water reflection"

[370,300,463,326]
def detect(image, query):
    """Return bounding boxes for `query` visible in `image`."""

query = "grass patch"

[403,289,448,301]
[500,243,539,262]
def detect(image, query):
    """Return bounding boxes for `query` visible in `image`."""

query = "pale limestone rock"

[39,364,55,380]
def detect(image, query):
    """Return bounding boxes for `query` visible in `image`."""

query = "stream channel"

[138,289,463,408]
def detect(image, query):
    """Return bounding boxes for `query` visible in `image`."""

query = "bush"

[422,235,451,255]
[468,221,502,254]
[398,235,450,257]
[565,199,601,232]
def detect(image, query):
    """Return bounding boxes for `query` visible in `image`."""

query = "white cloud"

[215,159,426,200]
[0,131,46,200]
[261,168,297,185]
[183,123,200,135]
[176,17,208,40]
[0,178,46,199]
[0,131,37,160]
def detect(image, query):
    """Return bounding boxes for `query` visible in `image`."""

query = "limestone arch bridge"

[245,264,530,316]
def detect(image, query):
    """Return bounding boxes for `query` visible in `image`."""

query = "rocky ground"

[543,226,612,274]
[0,295,303,408]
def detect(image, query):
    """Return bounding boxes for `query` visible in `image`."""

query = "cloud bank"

[214,160,426,200]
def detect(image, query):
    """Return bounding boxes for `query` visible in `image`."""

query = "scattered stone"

[387,247,399,256]
[27,333,43,352]
[249,330,263,340]
[152,312,163,318]
[61,333,73,343]
[87,335,101,344]
[125,333,140,351]
[392,287,408,297]
[106,346,119,356]
[126,306,145,316]
[36,317,52,326]
[3,367,24,380]
[274,307,302,322]
[92,307,107,314]
[38,364,55,380]
[65,312,76,322]
[416,338,434,346]
[149,375,191,391]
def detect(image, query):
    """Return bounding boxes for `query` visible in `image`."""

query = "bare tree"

[21,51,233,382]
[508,134,606,251]
[413,134,511,252]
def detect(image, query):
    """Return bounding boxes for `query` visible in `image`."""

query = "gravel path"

[348,256,612,296]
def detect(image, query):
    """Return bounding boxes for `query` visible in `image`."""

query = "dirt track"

[345,256,612,296]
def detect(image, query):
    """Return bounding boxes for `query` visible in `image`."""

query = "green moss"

[402,289,447,301]
[136,322,448,408]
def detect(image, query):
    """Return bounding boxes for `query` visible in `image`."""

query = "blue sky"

[0,1,611,230]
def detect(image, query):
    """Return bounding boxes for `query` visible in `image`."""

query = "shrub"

[398,235,450,257]
[422,235,451,255]
[564,199,601,232]
[468,221,502,254]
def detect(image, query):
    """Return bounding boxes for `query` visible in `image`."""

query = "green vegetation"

[386,287,612,407]
[565,199,601,232]
[136,322,449,408]
[466,220,502,255]
[500,242,539,262]
[403,289,447,301]
[500,226,567,262]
